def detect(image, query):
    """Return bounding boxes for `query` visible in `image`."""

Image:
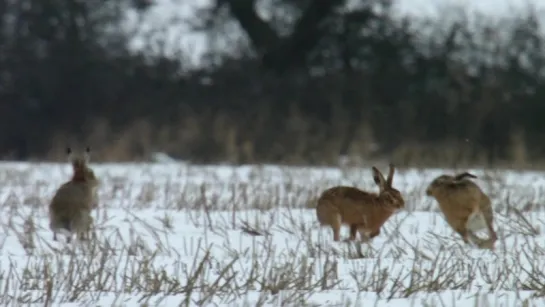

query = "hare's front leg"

[455,228,471,245]
[78,224,91,241]
[330,220,342,242]
[357,228,379,243]
[53,231,58,241]
[78,231,88,241]
[347,224,358,241]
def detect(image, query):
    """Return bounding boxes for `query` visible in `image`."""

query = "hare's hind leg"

[50,217,72,242]
[464,230,495,249]
[467,231,484,245]
[52,230,71,242]
[477,221,497,250]
[466,210,497,247]
[330,214,342,242]
[466,230,495,250]
[466,211,488,233]
[485,219,498,242]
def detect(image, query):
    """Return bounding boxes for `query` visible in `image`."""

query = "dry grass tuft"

[0,162,544,306]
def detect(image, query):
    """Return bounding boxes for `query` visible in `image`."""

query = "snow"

[1,161,545,306]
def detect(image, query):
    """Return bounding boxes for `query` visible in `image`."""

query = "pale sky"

[125,0,545,68]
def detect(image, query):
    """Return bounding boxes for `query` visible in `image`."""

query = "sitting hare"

[49,147,98,243]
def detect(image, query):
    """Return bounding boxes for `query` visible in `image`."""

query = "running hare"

[426,172,497,249]
[49,147,98,243]
[316,164,405,242]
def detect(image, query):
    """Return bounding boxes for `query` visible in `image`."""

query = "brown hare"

[426,172,497,250]
[49,147,98,243]
[316,164,405,242]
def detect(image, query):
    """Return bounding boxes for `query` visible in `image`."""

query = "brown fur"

[83,166,100,209]
[49,147,98,243]
[316,164,405,242]
[426,172,497,249]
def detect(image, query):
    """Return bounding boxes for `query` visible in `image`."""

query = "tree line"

[1,0,544,167]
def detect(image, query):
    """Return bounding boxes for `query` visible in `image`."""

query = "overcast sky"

[125,0,545,68]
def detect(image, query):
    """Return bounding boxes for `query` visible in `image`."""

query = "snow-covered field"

[1,162,545,306]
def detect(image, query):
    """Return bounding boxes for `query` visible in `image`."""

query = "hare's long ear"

[84,146,91,164]
[372,166,387,192]
[454,172,477,181]
[386,164,395,187]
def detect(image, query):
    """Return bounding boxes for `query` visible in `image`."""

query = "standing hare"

[426,172,497,249]
[49,147,99,243]
[316,164,405,242]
